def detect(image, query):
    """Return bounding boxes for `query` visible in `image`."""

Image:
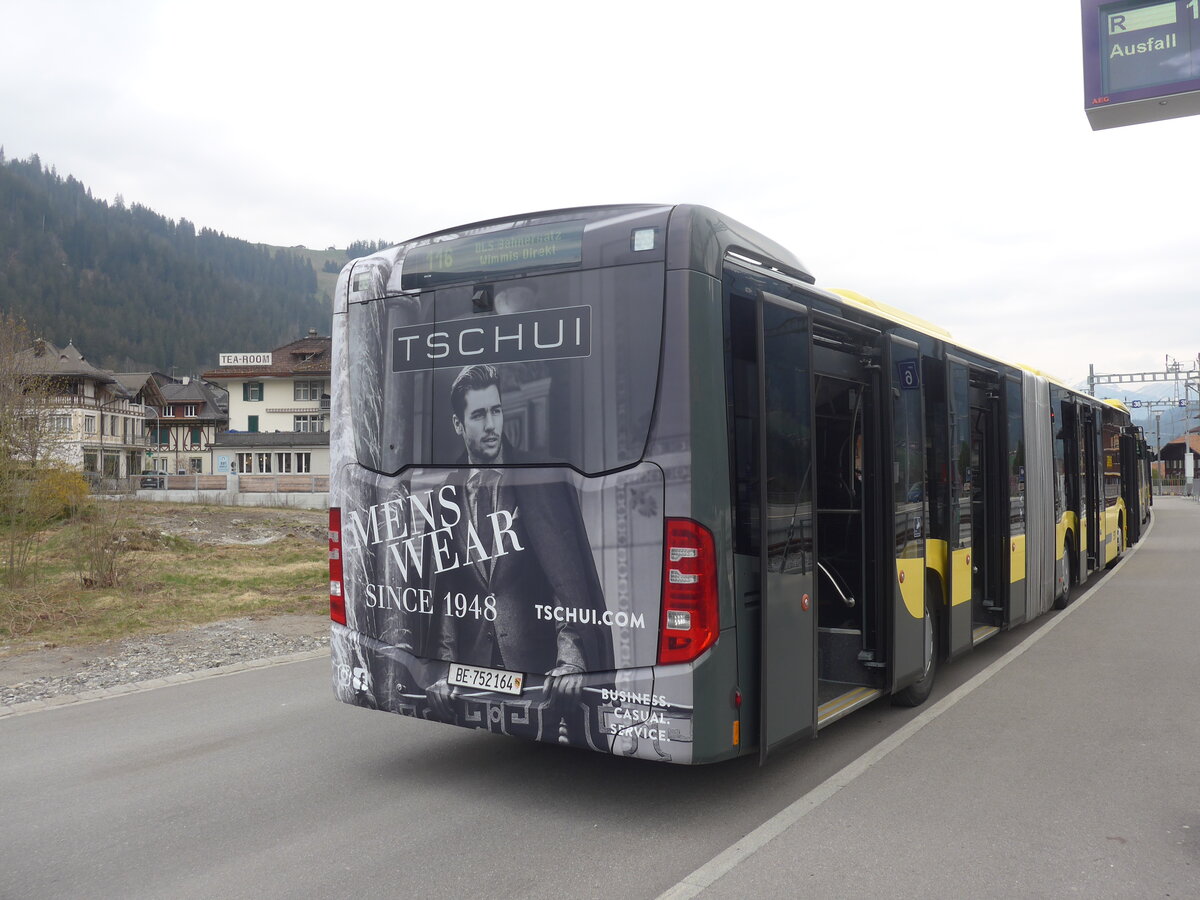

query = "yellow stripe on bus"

[927,538,948,584]
[817,687,880,722]
[896,558,925,618]
[1009,533,1026,584]
[951,546,972,606]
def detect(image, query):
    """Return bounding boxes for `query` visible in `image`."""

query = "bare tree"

[0,313,86,586]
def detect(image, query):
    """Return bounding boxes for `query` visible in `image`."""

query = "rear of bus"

[329,205,739,764]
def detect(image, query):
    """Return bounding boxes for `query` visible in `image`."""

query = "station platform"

[667,497,1200,898]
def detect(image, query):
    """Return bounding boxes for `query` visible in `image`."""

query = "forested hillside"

[0,152,330,373]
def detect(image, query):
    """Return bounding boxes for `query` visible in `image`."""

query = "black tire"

[1054,537,1075,610]
[893,597,938,708]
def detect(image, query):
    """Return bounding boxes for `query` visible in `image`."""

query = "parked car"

[139,471,165,489]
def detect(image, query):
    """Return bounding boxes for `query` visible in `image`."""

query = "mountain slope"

[0,152,329,373]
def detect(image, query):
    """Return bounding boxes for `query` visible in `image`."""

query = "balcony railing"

[49,396,150,415]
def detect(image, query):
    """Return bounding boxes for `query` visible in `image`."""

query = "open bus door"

[1083,410,1102,574]
[1003,375,1029,628]
[756,297,817,762]
[946,358,974,659]
[886,335,929,690]
[1120,429,1143,545]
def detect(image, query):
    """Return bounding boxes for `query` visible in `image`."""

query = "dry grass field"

[0,500,327,655]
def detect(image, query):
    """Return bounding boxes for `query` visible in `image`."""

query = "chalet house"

[152,376,229,475]
[113,373,168,426]
[1160,427,1200,480]
[16,339,149,479]
[201,330,330,476]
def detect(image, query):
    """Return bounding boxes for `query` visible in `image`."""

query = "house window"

[294,414,322,432]
[276,452,292,473]
[178,404,197,417]
[236,453,254,473]
[256,452,273,473]
[243,382,264,402]
[83,451,98,472]
[188,458,203,474]
[294,381,324,401]
[84,415,97,434]
[189,427,202,447]
[295,453,312,473]
[51,414,72,432]
[247,415,259,433]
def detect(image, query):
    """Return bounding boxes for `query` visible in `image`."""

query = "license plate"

[446,662,524,696]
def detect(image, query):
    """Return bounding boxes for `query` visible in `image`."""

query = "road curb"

[0,648,328,720]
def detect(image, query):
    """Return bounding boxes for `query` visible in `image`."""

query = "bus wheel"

[893,598,937,708]
[1054,537,1075,610]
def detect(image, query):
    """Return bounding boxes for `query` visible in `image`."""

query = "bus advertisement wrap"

[330,459,696,761]
[330,252,697,760]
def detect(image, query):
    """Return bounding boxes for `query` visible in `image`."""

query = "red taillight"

[329,507,346,626]
[658,518,718,665]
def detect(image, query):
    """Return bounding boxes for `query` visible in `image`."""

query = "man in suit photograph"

[425,363,613,719]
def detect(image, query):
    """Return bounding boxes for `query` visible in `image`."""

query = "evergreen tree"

[0,155,327,372]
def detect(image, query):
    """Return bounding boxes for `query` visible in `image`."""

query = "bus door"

[1003,376,1028,627]
[1120,430,1142,544]
[1060,398,1081,570]
[757,296,817,761]
[809,313,886,729]
[946,358,973,659]
[886,335,929,690]
[968,368,1005,644]
[1083,409,1102,574]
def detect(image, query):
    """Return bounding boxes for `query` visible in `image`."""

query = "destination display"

[400,221,585,290]
[1103,0,1197,94]
[1083,0,1200,128]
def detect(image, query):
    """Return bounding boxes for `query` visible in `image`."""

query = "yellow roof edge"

[1017,363,1071,388]
[829,288,953,340]
[828,291,1093,399]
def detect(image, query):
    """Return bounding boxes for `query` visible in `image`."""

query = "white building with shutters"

[201,330,331,476]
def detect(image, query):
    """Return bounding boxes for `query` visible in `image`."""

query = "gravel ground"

[1,615,330,708]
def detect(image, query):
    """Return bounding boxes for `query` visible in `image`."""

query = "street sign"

[1083,0,1200,129]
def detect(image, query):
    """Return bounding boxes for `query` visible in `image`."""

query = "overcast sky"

[2,0,1199,398]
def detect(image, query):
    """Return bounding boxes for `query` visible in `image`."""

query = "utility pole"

[1155,412,1162,495]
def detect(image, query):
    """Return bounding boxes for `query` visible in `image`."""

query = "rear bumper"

[331,623,697,764]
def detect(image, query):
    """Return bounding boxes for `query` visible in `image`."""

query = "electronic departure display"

[400,220,585,290]
[1083,0,1200,129]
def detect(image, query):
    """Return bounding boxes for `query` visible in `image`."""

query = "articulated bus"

[328,205,1150,764]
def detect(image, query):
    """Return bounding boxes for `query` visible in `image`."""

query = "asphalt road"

[2,500,1196,899]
